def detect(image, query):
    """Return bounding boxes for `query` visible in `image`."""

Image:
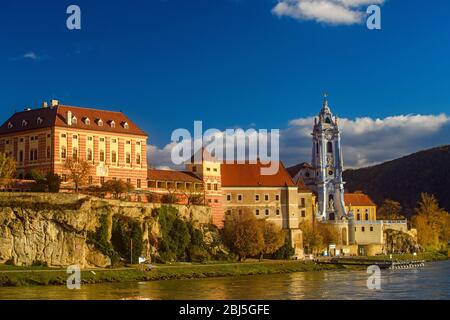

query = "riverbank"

[0,251,447,287]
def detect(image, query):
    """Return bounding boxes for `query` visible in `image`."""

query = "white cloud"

[284,113,450,168]
[12,51,47,61]
[147,113,450,170]
[272,0,385,25]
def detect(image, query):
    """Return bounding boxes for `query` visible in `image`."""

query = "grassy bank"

[1,250,447,287]
[0,260,343,287]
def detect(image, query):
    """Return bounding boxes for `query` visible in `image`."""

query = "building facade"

[0,100,148,189]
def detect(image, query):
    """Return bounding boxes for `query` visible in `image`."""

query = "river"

[0,260,449,300]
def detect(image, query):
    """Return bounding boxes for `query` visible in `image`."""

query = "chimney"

[67,110,72,126]
[24,107,31,111]
[42,101,48,108]
[51,99,59,107]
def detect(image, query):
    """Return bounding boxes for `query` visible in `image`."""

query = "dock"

[316,258,426,270]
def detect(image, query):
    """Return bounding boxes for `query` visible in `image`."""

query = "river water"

[0,261,449,300]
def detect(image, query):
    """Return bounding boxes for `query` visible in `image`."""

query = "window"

[61,134,67,138]
[126,152,131,164]
[98,119,103,126]
[213,184,218,191]
[137,179,141,189]
[207,183,212,190]
[87,136,93,141]
[237,194,243,201]
[73,135,78,140]
[100,177,105,185]
[255,195,260,201]
[19,151,24,163]
[126,140,131,145]
[255,209,260,216]
[100,138,105,142]
[111,151,117,163]
[357,214,361,221]
[37,117,43,125]
[136,141,141,146]
[226,194,231,201]
[72,148,78,159]
[214,199,218,203]
[264,194,269,201]
[327,141,333,153]
[365,213,369,220]
[61,147,67,159]
[206,167,211,171]
[123,122,129,129]
[20,138,24,143]
[370,227,374,232]
[7,122,13,129]
[276,209,280,216]
[276,195,280,201]
[300,198,306,207]
[100,150,105,162]
[112,139,117,144]
[226,210,231,215]
[110,121,116,128]
[84,118,91,125]
[301,210,306,217]
[72,117,77,125]
[192,166,197,172]
[22,120,28,127]
[88,176,93,185]
[361,227,365,232]
[265,209,270,216]
[127,178,131,184]
[136,153,141,165]
[87,149,93,161]
[62,174,67,182]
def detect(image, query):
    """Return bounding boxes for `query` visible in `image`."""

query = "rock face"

[0,193,211,268]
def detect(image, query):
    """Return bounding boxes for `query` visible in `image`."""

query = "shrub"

[46,173,61,193]
[88,214,120,266]
[111,216,143,264]
[271,241,295,260]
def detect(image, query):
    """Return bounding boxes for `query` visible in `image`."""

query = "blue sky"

[1,0,449,168]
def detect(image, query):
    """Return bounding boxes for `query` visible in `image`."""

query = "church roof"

[344,192,376,207]
[221,161,295,187]
[286,162,313,178]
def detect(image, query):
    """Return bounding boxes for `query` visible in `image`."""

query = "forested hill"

[343,145,450,216]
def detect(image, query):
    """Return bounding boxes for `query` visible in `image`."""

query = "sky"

[1,0,449,169]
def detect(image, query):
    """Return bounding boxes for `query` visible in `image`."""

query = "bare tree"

[64,158,92,193]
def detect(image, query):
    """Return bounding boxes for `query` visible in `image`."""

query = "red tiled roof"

[221,161,295,187]
[344,193,376,207]
[147,169,202,183]
[0,104,147,136]
[286,162,313,178]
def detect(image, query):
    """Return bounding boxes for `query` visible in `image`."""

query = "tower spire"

[321,91,331,114]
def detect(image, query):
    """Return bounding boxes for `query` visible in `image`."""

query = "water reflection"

[0,261,448,300]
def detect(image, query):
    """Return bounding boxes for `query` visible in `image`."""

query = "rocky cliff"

[0,193,211,268]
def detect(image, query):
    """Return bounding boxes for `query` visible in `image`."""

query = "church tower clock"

[311,94,347,221]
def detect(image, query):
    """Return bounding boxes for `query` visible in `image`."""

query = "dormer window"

[97,119,103,127]
[7,122,13,129]
[123,122,129,129]
[84,117,91,125]
[37,117,43,125]
[72,117,77,125]
[22,120,28,127]
[110,120,116,128]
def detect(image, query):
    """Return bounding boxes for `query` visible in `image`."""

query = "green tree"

[223,209,264,261]
[258,220,285,260]
[0,153,16,187]
[46,173,61,193]
[111,216,143,264]
[299,221,323,255]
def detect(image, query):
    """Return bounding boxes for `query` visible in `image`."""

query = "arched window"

[110,121,116,128]
[136,153,141,165]
[72,148,78,159]
[316,143,319,154]
[111,151,117,163]
[99,150,105,162]
[87,148,93,161]
[126,152,131,164]
[357,213,361,221]
[327,142,333,153]
[365,213,369,221]
[61,146,67,159]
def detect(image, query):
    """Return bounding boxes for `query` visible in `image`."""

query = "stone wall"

[0,193,211,268]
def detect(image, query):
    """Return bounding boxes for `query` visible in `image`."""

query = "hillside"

[343,145,450,216]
